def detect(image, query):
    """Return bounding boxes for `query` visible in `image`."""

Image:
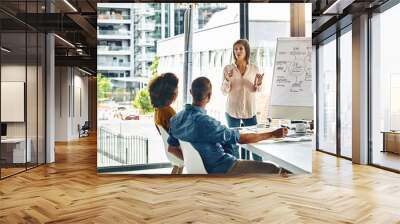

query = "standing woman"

[221,39,264,161]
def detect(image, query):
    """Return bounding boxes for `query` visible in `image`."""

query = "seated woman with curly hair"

[148,72,183,160]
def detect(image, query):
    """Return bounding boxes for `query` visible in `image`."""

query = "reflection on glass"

[249,3,290,123]
[97,3,312,173]
[305,3,312,38]
[175,3,240,122]
[27,31,39,169]
[318,37,337,154]
[340,29,352,158]
[97,3,177,169]
[1,31,27,177]
[371,4,400,171]
[0,1,47,179]
[38,32,46,165]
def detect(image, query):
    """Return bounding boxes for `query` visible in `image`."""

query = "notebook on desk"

[258,136,312,144]
[286,133,307,138]
[281,136,312,142]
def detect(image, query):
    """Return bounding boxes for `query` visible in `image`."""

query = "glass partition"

[248,3,290,123]
[371,4,400,171]
[1,31,28,177]
[317,36,337,155]
[0,0,46,179]
[339,27,352,158]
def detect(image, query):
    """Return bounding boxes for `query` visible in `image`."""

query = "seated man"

[167,77,288,174]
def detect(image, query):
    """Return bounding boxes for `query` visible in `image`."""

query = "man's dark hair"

[148,72,178,108]
[191,77,212,103]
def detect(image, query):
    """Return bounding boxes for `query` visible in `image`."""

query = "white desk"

[1,138,31,163]
[241,138,313,174]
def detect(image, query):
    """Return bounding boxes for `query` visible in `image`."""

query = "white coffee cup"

[295,123,306,133]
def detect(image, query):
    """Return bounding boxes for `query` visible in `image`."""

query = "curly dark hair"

[148,72,179,108]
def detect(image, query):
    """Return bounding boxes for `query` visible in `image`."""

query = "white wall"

[55,67,89,141]
[1,63,46,163]
[1,65,27,138]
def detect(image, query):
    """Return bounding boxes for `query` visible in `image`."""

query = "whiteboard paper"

[269,37,313,120]
[1,82,25,122]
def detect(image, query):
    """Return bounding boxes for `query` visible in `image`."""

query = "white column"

[352,14,369,164]
[46,32,55,163]
[290,3,305,37]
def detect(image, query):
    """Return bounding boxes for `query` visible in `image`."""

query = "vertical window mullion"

[240,3,249,40]
[336,29,341,157]
[25,0,28,171]
[316,44,320,150]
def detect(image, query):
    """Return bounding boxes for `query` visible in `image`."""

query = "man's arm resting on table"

[238,128,288,144]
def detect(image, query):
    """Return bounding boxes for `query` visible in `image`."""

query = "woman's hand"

[254,73,264,86]
[224,70,233,81]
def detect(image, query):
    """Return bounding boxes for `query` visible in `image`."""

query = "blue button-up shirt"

[167,104,240,173]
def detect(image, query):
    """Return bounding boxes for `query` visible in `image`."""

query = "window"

[97,3,313,173]
[248,3,311,123]
[0,1,46,179]
[317,36,337,155]
[339,27,352,158]
[371,3,400,171]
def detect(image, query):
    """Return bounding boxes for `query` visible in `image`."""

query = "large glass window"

[98,3,312,173]
[371,4,400,171]
[247,3,311,124]
[249,3,290,123]
[317,36,337,154]
[0,0,46,179]
[98,3,240,171]
[1,32,28,177]
[340,27,352,158]
[159,3,240,122]
[27,30,38,170]
[190,3,239,123]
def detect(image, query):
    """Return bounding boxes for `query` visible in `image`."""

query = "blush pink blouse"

[221,63,262,119]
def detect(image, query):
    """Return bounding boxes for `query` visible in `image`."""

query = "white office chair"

[178,140,208,174]
[157,125,184,174]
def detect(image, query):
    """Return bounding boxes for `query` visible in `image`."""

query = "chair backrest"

[80,121,89,131]
[157,125,169,147]
[157,125,184,167]
[178,140,208,174]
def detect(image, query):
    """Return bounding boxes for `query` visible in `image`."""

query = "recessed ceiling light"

[63,0,78,12]
[1,47,11,53]
[78,67,92,76]
[54,34,75,48]
[323,0,354,15]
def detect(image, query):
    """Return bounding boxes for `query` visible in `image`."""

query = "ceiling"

[0,0,98,73]
[0,0,397,73]
[311,0,391,43]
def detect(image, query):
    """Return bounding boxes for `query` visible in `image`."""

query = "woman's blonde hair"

[232,39,250,63]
